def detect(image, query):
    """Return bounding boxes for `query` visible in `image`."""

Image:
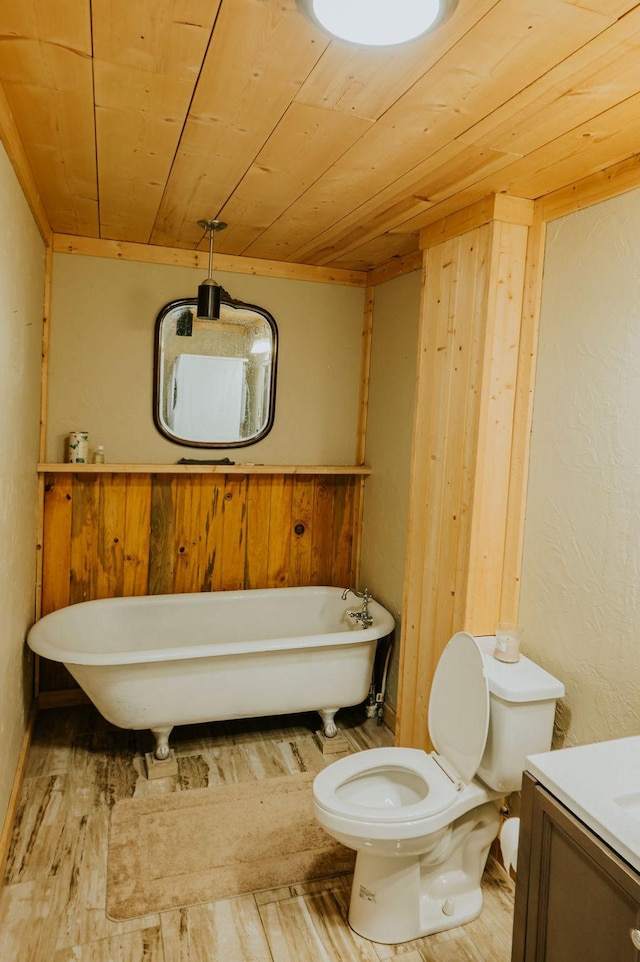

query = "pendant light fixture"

[197,219,227,320]
[297,0,457,46]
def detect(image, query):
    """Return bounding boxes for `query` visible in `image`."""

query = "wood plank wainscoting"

[37,465,369,700]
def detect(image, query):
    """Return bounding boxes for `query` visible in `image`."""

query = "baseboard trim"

[0,709,37,879]
[382,701,396,734]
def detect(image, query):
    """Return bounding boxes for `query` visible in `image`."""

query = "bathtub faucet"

[342,587,374,628]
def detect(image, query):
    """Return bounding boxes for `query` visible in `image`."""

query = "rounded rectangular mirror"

[154,293,278,447]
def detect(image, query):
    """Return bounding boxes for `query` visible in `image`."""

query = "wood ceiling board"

[294,0,501,120]
[150,0,329,249]
[241,162,382,262]
[397,92,640,235]
[0,0,91,55]
[494,91,640,199]
[294,194,435,268]
[0,50,97,235]
[562,0,640,13]
[94,62,195,242]
[457,8,640,158]
[287,136,516,262]
[5,0,640,270]
[246,0,629,261]
[215,102,373,256]
[92,0,219,243]
[326,232,420,272]
[243,0,614,263]
[260,139,470,264]
[0,0,95,233]
[294,144,514,265]
[336,0,613,165]
[91,0,218,76]
[0,80,51,242]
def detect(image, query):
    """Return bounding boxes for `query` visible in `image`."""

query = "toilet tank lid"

[476,636,565,702]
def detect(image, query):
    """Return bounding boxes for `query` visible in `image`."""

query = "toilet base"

[346,802,501,944]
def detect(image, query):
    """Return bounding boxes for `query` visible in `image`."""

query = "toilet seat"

[313,747,458,823]
[313,632,492,834]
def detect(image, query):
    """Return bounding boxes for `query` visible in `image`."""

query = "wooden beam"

[395,251,433,747]
[38,247,52,463]
[51,233,368,287]
[420,194,535,250]
[368,251,423,287]
[500,201,547,619]
[464,218,529,628]
[352,287,375,582]
[356,287,374,466]
[541,151,640,222]
[34,246,53,693]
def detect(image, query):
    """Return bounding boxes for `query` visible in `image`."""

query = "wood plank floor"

[0,706,515,961]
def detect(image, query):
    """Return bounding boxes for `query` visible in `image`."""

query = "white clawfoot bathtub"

[28,586,394,760]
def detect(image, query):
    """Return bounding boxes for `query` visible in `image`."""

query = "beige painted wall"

[46,254,365,464]
[0,143,45,824]
[520,188,640,747]
[360,270,421,715]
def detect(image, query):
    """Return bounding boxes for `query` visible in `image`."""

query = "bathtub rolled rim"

[27,586,395,668]
[28,626,389,667]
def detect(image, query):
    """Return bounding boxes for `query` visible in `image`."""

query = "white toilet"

[312,631,564,944]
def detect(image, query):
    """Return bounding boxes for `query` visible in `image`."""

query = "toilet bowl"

[312,631,564,944]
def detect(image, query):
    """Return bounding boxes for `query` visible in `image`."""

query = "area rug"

[106,772,354,920]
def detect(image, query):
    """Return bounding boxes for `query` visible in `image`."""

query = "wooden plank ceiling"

[0,0,640,271]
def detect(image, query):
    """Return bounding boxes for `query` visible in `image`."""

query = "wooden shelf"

[38,463,371,476]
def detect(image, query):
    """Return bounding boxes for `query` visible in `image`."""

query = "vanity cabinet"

[512,772,640,962]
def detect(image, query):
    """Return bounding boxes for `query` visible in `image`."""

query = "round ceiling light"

[299,0,457,47]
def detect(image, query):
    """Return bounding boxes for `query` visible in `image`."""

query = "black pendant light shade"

[197,219,227,319]
[197,278,221,319]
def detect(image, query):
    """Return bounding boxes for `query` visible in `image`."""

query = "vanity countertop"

[526,735,640,873]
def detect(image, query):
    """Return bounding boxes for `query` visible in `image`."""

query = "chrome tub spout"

[342,586,374,628]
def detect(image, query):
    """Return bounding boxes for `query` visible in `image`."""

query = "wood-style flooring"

[0,705,515,961]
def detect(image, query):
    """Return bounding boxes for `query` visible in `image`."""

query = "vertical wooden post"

[353,286,374,584]
[34,246,53,696]
[500,201,547,620]
[356,286,374,466]
[396,195,537,749]
[463,218,529,628]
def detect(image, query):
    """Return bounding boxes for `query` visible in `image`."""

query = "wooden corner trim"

[419,194,535,249]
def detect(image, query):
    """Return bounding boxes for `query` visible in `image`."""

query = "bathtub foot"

[151,726,173,761]
[317,709,339,738]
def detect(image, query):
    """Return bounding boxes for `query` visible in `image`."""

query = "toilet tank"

[474,637,565,794]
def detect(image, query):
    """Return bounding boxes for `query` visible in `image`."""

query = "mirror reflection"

[154,294,278,447]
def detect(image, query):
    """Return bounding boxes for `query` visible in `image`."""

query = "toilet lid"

[428,631,489,785]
